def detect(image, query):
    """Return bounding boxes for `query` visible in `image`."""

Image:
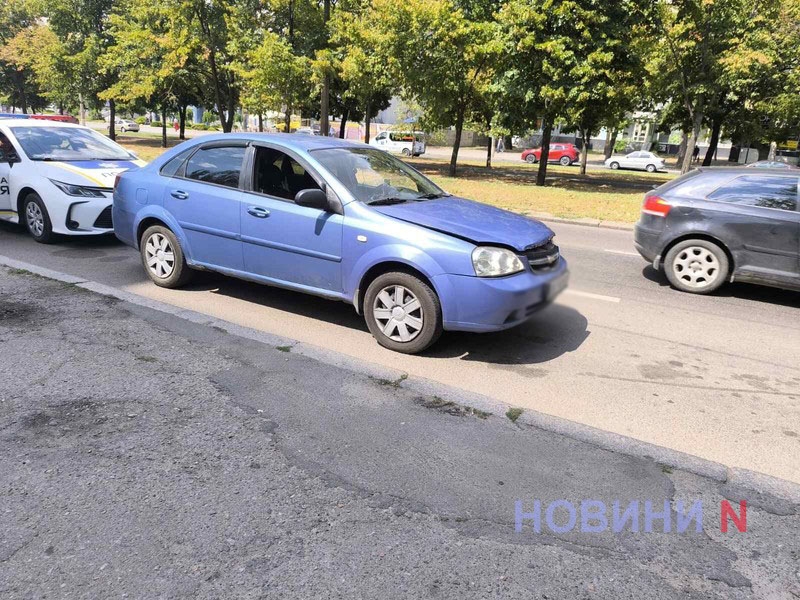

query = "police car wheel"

[23,193,55,244]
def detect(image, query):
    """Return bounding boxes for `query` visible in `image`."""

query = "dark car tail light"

[114,174,122,189]
[642,195,671,217]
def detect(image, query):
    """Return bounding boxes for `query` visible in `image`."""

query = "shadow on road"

[642,265,800,308]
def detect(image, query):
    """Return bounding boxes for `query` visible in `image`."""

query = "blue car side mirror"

[295,188,329,210]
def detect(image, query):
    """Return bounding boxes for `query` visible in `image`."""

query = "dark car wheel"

[364,271,443,354]
[559,155,572,166]
[401,148,411,156]
[525,154,537,164]
[609,161,620,170]
[140,225,194,288]
[646,164,657,173]
[664,239,729,295]
[23,192,56,244]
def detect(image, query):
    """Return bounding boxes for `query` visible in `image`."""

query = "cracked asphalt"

[1,267,799,599]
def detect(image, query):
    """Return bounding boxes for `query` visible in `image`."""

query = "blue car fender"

[132,206,192,258]
[346,242,449,307]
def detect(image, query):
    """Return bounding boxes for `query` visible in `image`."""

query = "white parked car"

[107,118,140,133]
[0,120,145,243]
[370,131,426,156]
[605,151,666,173]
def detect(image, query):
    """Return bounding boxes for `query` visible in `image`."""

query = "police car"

[0,119,145,243]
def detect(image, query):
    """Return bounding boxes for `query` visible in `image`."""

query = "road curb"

[525,212,635,231]
[2,254,799,505]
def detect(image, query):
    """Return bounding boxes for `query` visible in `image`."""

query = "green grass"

[506,407,524,423]
[117,137,673,223]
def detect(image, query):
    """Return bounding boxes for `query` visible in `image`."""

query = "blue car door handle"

[170,190,189,200]
[247,206,270,218]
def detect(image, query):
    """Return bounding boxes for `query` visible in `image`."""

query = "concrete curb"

[2,254,799,505]
[524,212,635,232]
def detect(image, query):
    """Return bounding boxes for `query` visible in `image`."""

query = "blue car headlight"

[472,246,525,277]
[50,179,108,198]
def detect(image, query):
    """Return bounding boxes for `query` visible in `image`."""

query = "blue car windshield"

[12,126,134,161]
[310,147,446,204]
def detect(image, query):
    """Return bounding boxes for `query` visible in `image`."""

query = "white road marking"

[563,289,621,303]
[603,249,641,257]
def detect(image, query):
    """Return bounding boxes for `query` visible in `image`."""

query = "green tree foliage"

[366,0,499,175]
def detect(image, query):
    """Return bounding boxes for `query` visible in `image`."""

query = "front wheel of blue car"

[364,271,442,354]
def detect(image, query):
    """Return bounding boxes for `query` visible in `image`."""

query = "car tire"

[525,154,536,164]
[140,225,194,288]
[364,271,443,354]
[664,239,729,295]
[559,156,572,166]
[609,161,620,170]
[646,164,656,173]
[401,148,411,156]
[22,192,56,244]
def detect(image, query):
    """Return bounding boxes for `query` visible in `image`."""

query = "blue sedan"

[113,134,568,353]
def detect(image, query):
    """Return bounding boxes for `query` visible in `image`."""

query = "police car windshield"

[11,126,133,161]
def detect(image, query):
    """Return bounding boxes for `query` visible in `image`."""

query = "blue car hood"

[372,196,553,251]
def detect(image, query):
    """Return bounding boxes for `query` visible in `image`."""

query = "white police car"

[0,119,145,243]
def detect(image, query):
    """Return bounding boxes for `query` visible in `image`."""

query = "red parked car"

[521,143,580,166]
[30,114,79,124]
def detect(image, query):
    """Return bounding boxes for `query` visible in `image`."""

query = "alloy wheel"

[144,232,176,279]
[26,201,44,237]
[672,246,721,289]
[372,285,424,343]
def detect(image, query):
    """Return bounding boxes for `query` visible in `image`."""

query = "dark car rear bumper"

[634,221,664,266]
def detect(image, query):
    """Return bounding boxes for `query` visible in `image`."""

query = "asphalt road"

[2,267,798,599]
[0,221,799,485]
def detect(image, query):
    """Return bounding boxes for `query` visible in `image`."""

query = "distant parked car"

[294,126,316,135]
[370,131,426,157]
[605,151,666,173]
[521,143,579,166]
[113,134,568,354]
[634,168,800,294]
[107,118,139,133]
[745,160,798,169]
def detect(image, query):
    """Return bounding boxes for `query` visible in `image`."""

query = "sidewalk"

[1,266,798,598]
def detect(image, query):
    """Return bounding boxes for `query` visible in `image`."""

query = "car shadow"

[428,303,590,365]
[642,265,800,308]
[185,271,589,365]
[0,223,590,365]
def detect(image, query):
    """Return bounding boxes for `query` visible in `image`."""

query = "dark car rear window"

[707,175,798,211]
[658,170,736,200]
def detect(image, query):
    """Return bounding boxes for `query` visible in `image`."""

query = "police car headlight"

[472,246,525,277]
[50,179,107,198]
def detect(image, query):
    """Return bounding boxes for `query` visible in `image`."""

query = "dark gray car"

[634,168,800,294]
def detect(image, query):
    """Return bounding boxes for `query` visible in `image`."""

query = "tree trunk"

[681,110,704,174]
[504,134,512,150]
[108,99,116,141]
[486,136,492,169]
[768,141,777,161]
[319,0,331,137]
[364,99,372,144]
[603,129,617,160]
[536,115,553,186]
[179,104,187,140]
[449,107,465,177]
[702,117,721,167]
[676,132,688,168]
[79,94,86,126]
[339,108,348,138]
[258,113,263,132]
[284,103,291,133]
[580,129,589,175]
[161,105,168,148]
[58,102,64,115]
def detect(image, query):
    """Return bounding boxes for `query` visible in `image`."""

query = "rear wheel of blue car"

[140,225,194,288]
[364,272,442,354]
